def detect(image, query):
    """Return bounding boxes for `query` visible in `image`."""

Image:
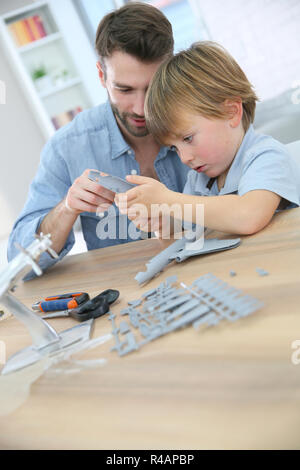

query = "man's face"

[97,51,164,138]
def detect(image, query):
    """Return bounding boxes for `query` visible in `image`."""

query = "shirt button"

[128,150,132,155]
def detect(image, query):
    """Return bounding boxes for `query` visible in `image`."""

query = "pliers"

[32,292,90,312]
[41,289,120,322]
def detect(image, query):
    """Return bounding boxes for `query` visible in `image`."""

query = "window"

[129,0,204,51]
[74,0,208,53]
[73,0,117,48]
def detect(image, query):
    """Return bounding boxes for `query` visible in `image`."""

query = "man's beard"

[110,100,149,138]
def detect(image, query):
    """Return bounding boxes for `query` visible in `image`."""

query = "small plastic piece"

[170,238,241,263]
[88,170,136,193]
[109,312,139,356]
[256,267,269,277]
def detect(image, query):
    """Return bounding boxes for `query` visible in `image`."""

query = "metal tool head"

[1,319,94,375]
[0,234,94,376]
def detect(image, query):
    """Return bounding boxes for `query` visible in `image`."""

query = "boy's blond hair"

[145,41,258,143]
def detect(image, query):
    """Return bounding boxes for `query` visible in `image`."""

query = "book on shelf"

[51,107,83,130]
[7,15,47,47]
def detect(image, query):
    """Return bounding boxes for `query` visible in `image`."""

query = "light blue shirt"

[8,101,189,276]
[184,124,300,209]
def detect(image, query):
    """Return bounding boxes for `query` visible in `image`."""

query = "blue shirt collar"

[221,124,255,194]
[104,101,131,160]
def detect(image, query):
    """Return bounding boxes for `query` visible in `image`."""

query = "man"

[7,2,189,276]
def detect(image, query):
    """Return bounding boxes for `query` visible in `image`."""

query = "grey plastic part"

[127,299,142,307]
[164,304,210,332]
[256,267,269,276]
[169,238,241,263]
[88,170,136,193]
[166,298,200,322]
[135,236,194,284]
[188,273,264,327]
[110,272,263,357]
[119,321,131,334]
[193,312,220,328]
[154,294,192,313]
[109,312,139,356]
[135,237,241,284]
[143,289,185,312]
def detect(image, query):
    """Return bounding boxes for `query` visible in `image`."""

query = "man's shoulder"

[51,101,110,144]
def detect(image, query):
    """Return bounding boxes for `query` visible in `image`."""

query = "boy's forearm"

[37,199,78,254]
[164,191,241,233]
[163,191,278,235]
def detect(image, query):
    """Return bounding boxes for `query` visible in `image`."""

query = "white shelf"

[0,0,95,139]
[38,77,82,98]
[1,0,49,21]
[18,32,62,53]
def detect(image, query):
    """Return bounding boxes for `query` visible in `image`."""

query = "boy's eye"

[183,135,193,143]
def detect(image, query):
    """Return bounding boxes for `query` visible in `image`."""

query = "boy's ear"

[96,61,106,87]
[224,99,243,128]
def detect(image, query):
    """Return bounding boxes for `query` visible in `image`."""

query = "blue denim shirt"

[7,101,189,276]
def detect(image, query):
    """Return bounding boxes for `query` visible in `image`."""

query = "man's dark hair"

[95,2,174,64]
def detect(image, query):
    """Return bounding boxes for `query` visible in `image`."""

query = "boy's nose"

[180,150,194,165]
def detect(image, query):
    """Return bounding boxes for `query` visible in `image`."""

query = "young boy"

[115,41,300,236]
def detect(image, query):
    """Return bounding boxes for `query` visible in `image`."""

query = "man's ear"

[96,61,106,87]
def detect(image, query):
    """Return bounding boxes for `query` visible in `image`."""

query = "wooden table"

[1,208,300,450]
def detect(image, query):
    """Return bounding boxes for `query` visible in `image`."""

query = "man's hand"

[65,169,115,215]
[37,169,116,255]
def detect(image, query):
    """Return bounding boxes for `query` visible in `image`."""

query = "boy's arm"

[164,190,281,235]
[115,175,281,235]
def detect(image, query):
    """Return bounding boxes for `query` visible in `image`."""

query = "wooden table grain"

[1,208,300,450]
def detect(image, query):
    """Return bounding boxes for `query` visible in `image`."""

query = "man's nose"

[132,92,146,117]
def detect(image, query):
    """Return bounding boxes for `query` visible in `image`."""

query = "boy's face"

[97,51,164,139]
[166,110,244,179]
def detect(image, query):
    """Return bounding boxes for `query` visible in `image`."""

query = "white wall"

[0,0,46,221]
[192,0,300,101]
[0,0,103,268]
[0,1,46,268]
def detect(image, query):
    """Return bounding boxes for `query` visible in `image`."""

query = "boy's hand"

[115,174,178,235]
[114,174,172,214]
